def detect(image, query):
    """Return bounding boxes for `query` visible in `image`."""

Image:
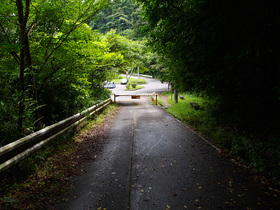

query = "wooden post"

[114,94,116,103]
[156,94,158,105]
[171,84,173,100]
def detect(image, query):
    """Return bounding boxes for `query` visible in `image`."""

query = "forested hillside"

[89,0,145,40]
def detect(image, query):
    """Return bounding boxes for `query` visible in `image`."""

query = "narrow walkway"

[159,94,172,107]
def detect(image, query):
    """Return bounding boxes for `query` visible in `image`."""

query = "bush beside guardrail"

[0,98,111,173]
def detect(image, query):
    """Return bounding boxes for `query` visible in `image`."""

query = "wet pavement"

[53,78,279,209]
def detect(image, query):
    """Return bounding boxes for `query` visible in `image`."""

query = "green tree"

[103,29,141,72]
[0,0,111,144]
[1,0,160,146]
[89,0,146,40]
[36,24,122,124]
[137,0,280,132]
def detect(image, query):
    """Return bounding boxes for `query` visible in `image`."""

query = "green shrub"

[162,91,280,184]
[129,78,147,84]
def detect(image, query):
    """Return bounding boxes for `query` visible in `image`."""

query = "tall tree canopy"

[0,0,145,146]
[137,0,280,131]
[89,0,146,40]
[0,0,111,143]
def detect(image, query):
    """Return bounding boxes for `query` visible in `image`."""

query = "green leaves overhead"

[0,0,144,145]
[138,0,280,98]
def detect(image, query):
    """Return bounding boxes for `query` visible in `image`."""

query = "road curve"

[52,78,279,209]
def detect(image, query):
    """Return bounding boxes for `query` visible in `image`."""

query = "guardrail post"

[156,94,158,105]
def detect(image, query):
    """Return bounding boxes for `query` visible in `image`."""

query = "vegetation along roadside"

[0,104,120,210]
[160,91,280,187]
[125,78,147,91]
[112,75,147,91]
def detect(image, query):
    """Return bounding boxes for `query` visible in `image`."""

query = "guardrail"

[0,98,112,173]
[113,93,158,105]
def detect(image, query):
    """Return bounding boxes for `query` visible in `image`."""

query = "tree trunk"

[18,47,25,134]
[16,0,32,134]
[174,87,178,104]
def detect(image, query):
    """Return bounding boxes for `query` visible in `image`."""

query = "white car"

[121,78,128,85]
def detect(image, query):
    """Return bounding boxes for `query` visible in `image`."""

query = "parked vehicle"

[104,82,116,89]
[121,78,128,85]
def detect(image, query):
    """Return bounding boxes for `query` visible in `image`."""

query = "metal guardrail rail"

[0,98,112,173]
[113,93,158,105]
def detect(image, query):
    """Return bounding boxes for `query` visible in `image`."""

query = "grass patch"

[127,78,147,85]
[111,75,125,84]
[162,91,280,184]
[125,78,146,91]
[112,76,147,85]
[125,84,144,91]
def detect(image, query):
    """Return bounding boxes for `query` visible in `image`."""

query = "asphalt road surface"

[53,77,279,209]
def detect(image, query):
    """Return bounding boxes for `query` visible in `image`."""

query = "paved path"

[53,96,279,210]
[159,94,172,107]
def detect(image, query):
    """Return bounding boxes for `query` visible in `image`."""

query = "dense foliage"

[0,0,145,146]
[89,0,146,40]
[137,0,280,136]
